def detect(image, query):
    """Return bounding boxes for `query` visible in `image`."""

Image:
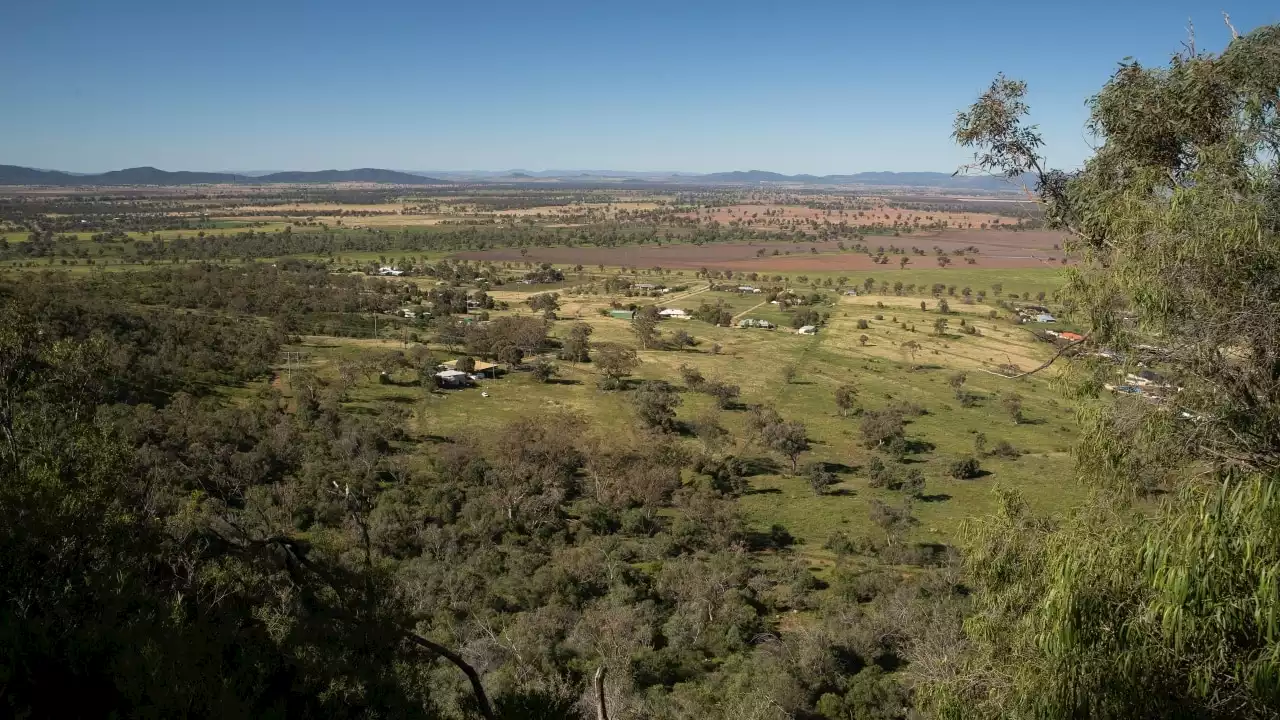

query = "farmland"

[1,180,1096,718]
[271,278,1084,561]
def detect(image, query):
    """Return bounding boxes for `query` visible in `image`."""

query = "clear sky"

[1,1,1275,174]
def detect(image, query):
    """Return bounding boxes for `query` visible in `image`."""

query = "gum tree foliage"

[914,25,1280,718]
[558,322,593,362]
[593,343,639,389]
[762,419,810,475]
[835,384,859,416]
[632,380,681,432]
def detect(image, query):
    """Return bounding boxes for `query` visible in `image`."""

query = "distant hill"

[1,163,1030,190]
[257,168,446,184]
[0,164,447,186]
[696,169,1031,190]
[0,165,84,185]
[699,170,794,182]
[92,167,245,184]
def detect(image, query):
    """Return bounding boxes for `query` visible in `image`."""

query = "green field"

[265,268,1085,568]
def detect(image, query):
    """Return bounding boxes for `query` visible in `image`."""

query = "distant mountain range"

[0,165,448,186]
[694,170,1030,190]
[0,164,1028,191]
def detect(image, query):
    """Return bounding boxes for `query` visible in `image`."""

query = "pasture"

[265,266,1086,566]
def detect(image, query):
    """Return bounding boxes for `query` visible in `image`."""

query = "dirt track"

[451,230,1069,270]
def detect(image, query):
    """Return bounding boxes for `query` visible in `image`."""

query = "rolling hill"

[0,165,447,186]
[1,163,1027,190]
[255,168,446,184]
[697,169,1032,190]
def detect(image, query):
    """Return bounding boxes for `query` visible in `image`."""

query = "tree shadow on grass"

[743,486,783,496]
[383,395,419,404]
[543,378,581,386]
[746,523,796,551]
[904,439,936,455]
[820,461,859,474]
[740,456,783,477]
[919,493,952,502]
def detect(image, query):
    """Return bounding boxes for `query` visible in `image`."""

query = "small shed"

[1035,313,1057,323]
[442,359,498,378]
[434,369,474,387]
[609,310,636,320]
[1059,331,1085,342]
[798,325,818,335]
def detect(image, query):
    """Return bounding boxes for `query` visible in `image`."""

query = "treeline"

[71,262,415,325]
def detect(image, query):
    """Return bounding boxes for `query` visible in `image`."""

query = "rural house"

[658,308,689,319]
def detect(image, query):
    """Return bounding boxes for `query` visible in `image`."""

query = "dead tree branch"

[594,665,609,720]
[979,335,1090,379]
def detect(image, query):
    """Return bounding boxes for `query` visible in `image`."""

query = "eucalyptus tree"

[913,24,1280,719]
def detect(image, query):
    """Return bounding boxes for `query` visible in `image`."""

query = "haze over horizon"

[2,0,1275,175]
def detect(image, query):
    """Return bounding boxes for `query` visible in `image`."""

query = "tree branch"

[1223,12,1240,40]
[979,335,1090,379]
[594,665,609,720]
[231,533,497,720]
[403,631,496,720]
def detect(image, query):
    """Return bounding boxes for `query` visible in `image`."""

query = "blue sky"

[1,1,1275,174]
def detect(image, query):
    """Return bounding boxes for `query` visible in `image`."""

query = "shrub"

[803,462,838,495]
[860,409,906,450]
[702,380,740,409]
[867,456,892,488]
[948,456,982,479]
[857,318,870,330]
[531,360,557,383]
[900,467,926,498]
[679,364,705,389]
[989,439,1021,459]
[632,380,681,431]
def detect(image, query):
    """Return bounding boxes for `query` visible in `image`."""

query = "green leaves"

[923,24,1280,719]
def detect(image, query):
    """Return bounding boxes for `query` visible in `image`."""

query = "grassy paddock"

[256,273,1084,567]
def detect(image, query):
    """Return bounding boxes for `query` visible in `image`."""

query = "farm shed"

[435,369,474,387]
